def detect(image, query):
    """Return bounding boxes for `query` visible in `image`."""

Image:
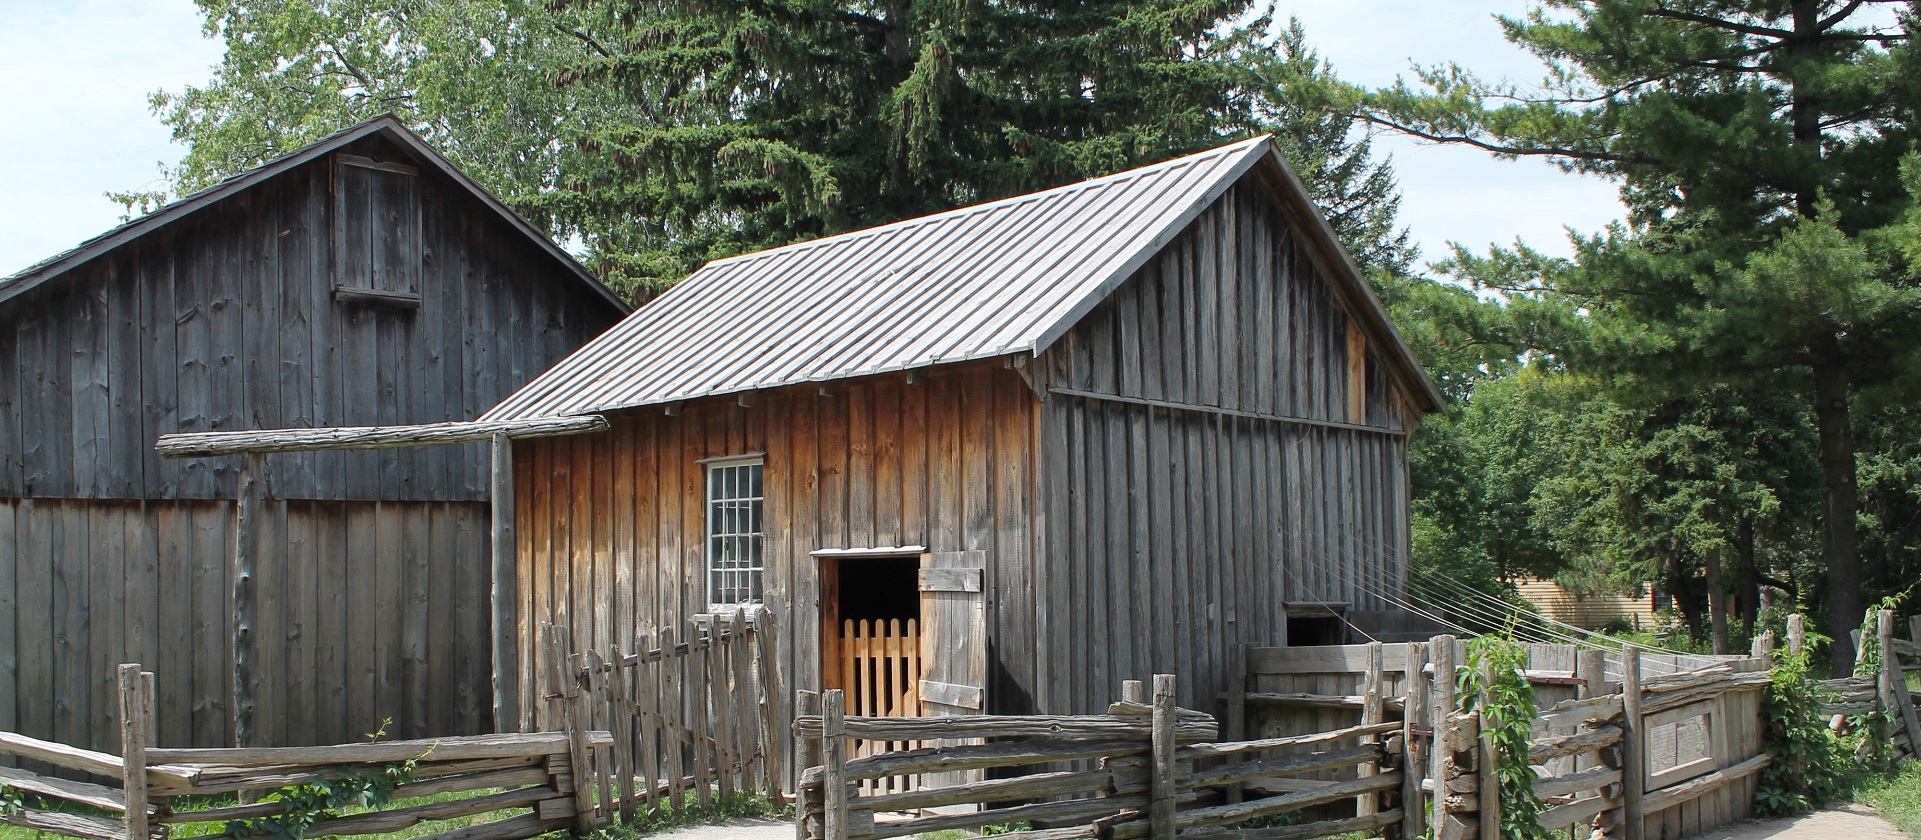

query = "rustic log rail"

[0,663,613,840]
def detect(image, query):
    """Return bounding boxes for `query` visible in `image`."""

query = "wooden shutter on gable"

[919,550,987,713]
[332,153,423,307]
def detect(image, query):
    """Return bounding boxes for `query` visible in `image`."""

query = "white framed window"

[706,457,765,607]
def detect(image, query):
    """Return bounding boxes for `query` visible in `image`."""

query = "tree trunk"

[1705,547,1730,655]
[1812,356,1862,677]
[1738,517,1759,639]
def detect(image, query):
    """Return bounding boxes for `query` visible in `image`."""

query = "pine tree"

[1345,0,1921,674]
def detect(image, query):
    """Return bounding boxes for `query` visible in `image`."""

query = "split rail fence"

[0,664,613,840]
[1816,610,1921,761]
[538,606,786,827]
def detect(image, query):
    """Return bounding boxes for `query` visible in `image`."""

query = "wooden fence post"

[231,452,262,750]
[1619,646,1645,840]
[490,432,520,732]
[795,690,822,840]
[1428,633,1457,840]
[1225,645,1246,806]
[1123,679,1145,705]
[1150,674,1178,840]
[822,689,848,840]
[1788,614,1806,659]
[1402,641,1430,840]
[1475,658,1498,840]
[754,606,788,804]
[546,627,598,835]
[1880,609,1921,752]
[118,664,151,840]
[1360,641,1385,817]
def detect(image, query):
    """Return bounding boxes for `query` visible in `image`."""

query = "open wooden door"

[918,550,986,715]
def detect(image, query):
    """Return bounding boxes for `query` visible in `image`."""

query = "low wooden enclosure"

[0,664,613,840]
[539,606,786,826]
[1819,610,1921,760]
[1233,634,1774,840]
[793,674,1411,840]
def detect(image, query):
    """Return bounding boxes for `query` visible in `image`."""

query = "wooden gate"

[840,618,920,796]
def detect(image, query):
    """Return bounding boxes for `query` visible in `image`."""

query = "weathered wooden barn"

[0,116,627,752]
[486,136,1444,729]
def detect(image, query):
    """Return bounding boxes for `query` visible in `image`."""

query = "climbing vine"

[1755,633,1846,816]
[1458,635,1550,840]
[224,722,428,840]
[0,782,22,816]
[1847,594,1908,773]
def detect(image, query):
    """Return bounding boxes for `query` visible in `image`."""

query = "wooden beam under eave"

[154,415,608,458]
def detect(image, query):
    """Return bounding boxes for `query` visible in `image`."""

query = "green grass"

[1859,762,1921,840]
[574,795,786,839]
[0,788,556,840]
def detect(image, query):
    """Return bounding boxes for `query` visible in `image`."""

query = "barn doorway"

[818,552,924,795]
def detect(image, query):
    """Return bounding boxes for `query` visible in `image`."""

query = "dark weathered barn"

[0,116,627,751]
[485,136,1443,729]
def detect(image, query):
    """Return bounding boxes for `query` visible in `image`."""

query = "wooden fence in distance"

[0,664,612,840]
[540,606,785,826]
[1230,634,1775,840]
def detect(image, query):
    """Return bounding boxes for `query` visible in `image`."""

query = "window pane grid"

[707,461,765,606]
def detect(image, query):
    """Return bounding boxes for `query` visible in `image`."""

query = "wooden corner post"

[1225,645,1246,805]
[1475,657,1498,840]
[1402,641,1430,840]
[118,664,153,840]
[822,689,848,840]
[1620,646,1646,840]
[1150,674,1179,840]
[231,452,262,749]
[1428,633,1457,840]
[1787,614,1806,659]
[795,690,822,840]
[1360,641,1385,817]
[490,431,520,732]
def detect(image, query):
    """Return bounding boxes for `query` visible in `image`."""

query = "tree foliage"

[1331,0,1921,671]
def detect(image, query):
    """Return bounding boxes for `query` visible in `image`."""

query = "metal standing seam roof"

[485,135,1441,421]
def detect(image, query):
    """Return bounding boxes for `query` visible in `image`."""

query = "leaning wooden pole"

[230,453,262,749]
[490,432,519,731]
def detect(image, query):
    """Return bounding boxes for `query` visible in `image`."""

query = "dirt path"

[644,817,791,840]
[1689,804,1908,840]
[637,805,1913,840]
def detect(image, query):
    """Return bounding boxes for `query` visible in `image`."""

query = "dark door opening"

[1288,615,1346,646]
[819,555,922,709]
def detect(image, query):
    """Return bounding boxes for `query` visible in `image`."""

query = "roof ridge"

[700,134,1272,271]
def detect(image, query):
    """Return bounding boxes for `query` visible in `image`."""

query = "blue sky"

[0,1,1626,277]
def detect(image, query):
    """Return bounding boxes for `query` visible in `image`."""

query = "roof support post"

[491,431,520,731]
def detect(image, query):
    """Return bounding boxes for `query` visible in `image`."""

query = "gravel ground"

[643,817,792,840]
[635,803,1911,840]
[1687,804,1908,840]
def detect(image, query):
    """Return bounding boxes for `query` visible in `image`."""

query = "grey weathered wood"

[1788,614,1807,658]
[490,433,518,732]
[1620,646,1646,840]
[1880,610,1921,750]
[1359,641,1384,817]
[1149,674,1177,840]
[118,666,150,839]
[230,454,261,749]
[822,689,849,840]
[1428,633,1456,840]
[157,416,608,458]
[1403,641,1429,840]
[795,690,822,840]
[1224,644,1247,806]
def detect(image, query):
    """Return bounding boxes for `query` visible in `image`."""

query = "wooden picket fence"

[0,664,611,840]
[838,618,921,798]
[539,606,786,827]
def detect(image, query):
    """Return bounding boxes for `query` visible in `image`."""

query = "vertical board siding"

[515,362,1039,732]
[0,133,618,501]
[0,498,490,750]
[0,132,622,751]
[1037,183,1414,717]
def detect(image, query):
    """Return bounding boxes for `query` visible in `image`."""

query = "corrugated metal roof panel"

[485,135,1434,421]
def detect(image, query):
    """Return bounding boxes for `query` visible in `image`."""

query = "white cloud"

[0,1,223,276]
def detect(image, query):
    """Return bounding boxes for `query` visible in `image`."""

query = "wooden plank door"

[918,550,986,715]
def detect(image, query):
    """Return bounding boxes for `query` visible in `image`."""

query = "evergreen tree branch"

[1646,7,1792,39]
